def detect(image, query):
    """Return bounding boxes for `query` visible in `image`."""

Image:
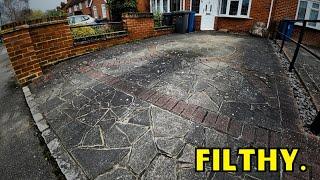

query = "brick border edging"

[22,86,88,180]
[84,69,285,148]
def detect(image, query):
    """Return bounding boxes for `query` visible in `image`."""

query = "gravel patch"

[271,41,317,132]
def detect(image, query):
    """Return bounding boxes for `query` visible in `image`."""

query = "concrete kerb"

[22,86,88,180]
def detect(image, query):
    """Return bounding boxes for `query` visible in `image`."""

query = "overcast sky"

[29,0,63,11]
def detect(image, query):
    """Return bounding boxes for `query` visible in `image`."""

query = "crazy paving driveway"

[28,32,313,179]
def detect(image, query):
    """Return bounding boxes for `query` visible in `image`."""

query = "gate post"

[2,26,43,85]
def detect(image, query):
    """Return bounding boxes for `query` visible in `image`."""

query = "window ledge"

[217,15,253,19]
[294,22,320,31]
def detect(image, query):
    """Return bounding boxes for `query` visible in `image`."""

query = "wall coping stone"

[122,12,153,19]
[154,26,175,31]
[73,32,129,46]
[1,20,68,35]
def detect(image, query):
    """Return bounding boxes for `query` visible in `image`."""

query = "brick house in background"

[64,0,149,20]
[146,0,319,46]
[64,0,110,20]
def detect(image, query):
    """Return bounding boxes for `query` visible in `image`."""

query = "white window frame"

[150,0,185,13]
[85,0,89,7]
[93,6,98,18]
[79,2,83,10]
[295,0,320,30]
[218,0,252,18]
[101,4,107,18]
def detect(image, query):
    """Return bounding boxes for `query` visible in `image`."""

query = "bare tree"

[0,0,30,24]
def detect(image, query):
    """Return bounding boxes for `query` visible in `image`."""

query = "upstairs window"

[296,0,320,30]
[219,0,251,18]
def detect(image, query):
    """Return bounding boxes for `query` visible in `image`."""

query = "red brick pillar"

[2,26,43,85]
[122,13,155,40]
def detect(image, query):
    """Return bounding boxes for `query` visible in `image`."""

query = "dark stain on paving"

[28,33,306,179]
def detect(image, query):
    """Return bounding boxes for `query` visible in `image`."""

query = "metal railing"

[276,19,320,72]
[275,19,320,134]
[70,22,127,43]
[154,19,174,29]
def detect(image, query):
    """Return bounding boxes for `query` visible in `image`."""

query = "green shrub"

[71,25,116,39]
[71,27,97,38]
[153,11,163,27]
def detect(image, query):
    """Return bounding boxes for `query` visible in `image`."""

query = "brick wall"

[1,13,174,85]
[123,13,155,40]
[217,18,254,32]
[29,21,74,67]
[185,0,191,10]
[271,0,320,47]
[2,28,42,85]
[216,0,272,32]
[292,26,320,47]
[195,15,201,31]
[271,0,298,22]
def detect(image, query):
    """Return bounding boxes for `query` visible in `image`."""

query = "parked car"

[68,15,97,25]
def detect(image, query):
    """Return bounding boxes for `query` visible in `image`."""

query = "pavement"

[280,41,320,111]
[0,46,60,179]
[28,32,320,180]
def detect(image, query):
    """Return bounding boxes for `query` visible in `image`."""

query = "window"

[151,0,177,13]
[74,5,78,11]
[93,6,98,18]
[297,1,308,19]
[220,0,251,17]
[79,3,82,10]
[192,0,200,13]
[85,0,89,7]
[171,0,182,11]
[157,0,161,11]
[241,0,250,15]
[68,7,72,14]
[296,0,320,30]
[82,16,90,21]
[101,4,107,18]
[163,0,168,12]
[229,1,239,15]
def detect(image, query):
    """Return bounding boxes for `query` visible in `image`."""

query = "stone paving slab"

[28,32,320,180]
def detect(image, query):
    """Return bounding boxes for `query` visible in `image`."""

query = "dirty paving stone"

[71,148,130,179]
[104,126,131,148]
[128,130,157,174]
[142,155,176,180]
[95,168,135,180]
[115,122,149,143]
[28,33,301,179]
[155,137,185,157]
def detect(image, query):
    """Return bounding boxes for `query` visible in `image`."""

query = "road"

[0,46,60,179]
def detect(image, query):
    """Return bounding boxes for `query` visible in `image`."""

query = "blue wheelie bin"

[279,21,295,41]
[188,11,196,32]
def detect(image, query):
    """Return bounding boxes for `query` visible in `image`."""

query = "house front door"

[200,0,218,30]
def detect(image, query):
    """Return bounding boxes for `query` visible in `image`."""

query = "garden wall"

[1,13,174,85]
